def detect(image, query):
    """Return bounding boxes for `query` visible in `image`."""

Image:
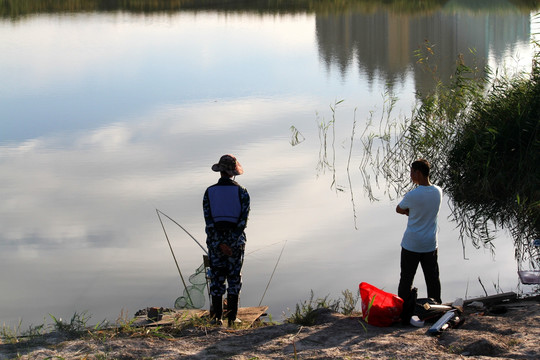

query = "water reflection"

[316,8,532,94]
[0,97,331,326]
[3,0,538,19]
[0,98,524,328]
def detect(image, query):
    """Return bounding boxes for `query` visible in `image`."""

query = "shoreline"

[2,294,539,359]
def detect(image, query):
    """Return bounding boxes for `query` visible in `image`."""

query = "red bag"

[359,282,403,327]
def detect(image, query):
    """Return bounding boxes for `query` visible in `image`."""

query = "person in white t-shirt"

[396,159,443,309]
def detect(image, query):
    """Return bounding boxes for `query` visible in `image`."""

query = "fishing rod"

[156,209,194,306]
[156,209,207,255]
[259,240,287,306]
[157,208,288,308]
[156,209,285,259]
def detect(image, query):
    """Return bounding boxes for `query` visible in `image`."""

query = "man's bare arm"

[396,205,409,216]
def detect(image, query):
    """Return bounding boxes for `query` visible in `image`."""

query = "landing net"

[174,262,208,309]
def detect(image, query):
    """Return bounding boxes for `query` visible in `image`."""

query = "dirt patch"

[2,299,539,359]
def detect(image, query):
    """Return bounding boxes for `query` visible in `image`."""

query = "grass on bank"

[285,289,360,326]
[1,289,361,356]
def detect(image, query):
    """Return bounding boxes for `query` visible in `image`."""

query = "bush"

[445,52,540,262]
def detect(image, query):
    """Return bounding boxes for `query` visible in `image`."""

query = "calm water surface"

[1,3,538,327]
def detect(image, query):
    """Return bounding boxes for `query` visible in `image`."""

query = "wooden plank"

[132,306,268,328]
[236,306,269,328]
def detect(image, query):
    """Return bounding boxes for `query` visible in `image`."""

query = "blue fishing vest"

[207,185,241,224]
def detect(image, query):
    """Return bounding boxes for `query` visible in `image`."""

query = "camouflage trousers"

[207,233,245,297]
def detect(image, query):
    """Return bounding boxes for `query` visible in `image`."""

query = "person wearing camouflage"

[203,154,250,326]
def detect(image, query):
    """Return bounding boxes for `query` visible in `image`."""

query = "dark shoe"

[227,294,240,327]
[211,295,223,324]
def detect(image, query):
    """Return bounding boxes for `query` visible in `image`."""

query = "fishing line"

[259,240,287,306]
[156,209,194,306]
[246,240,287,256]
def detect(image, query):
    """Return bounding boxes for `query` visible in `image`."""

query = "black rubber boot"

[211,295,223,325]
[400,287,417,326]
[227,294,240,327]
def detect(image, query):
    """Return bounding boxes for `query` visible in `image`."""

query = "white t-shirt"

[399,185,442,253]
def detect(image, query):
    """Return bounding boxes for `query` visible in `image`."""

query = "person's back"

[206,178,243,228]
[400,184,442,253]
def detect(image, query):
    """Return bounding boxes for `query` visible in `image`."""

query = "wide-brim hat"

[211,154,244,176]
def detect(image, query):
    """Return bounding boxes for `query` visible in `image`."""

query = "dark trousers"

[398,247,441,304]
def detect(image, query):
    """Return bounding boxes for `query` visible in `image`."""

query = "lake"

[1,1,539,329]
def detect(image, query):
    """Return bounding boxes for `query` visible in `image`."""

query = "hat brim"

[212,163,243,176]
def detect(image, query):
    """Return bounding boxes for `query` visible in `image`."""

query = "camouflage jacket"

[203,177,250,252]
